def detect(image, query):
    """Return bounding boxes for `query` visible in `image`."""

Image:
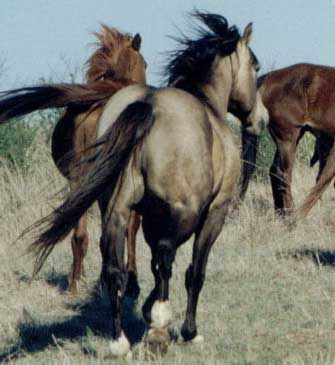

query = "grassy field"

[1,135,335,364]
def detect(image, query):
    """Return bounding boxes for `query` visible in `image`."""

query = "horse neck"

[201,57,233,123]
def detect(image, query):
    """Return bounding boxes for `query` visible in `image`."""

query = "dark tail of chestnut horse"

[296,143,335,218]
[27,99,154,276]
[0,80,132,123]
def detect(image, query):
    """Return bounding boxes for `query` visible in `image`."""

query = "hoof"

[151,300,172,328]
[68,276,87,294]
[179,333,204,345]
[191,334,204,344]
[145,327,170,356]
[109,332,131,357]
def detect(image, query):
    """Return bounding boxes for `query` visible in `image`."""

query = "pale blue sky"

[0,0,335,89]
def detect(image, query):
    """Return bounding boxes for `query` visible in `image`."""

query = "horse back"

[258,63,335,133]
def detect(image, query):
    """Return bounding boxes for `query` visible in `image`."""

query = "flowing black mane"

[165,11,241,96]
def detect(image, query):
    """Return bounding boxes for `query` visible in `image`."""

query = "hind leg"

[181,201,230,343]
[141,205,200,353]
[125,211,141,299]
[101,203,132,357]
[69,214,89,293]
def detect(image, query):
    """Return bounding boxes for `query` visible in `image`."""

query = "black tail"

[25,97,154,276]
[240,127,259,199]
[0,80,132,124]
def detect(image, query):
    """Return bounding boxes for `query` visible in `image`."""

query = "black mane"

[165,11,241,96]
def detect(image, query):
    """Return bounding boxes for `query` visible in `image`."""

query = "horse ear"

[132,33,142,51]
[242,23,253,45]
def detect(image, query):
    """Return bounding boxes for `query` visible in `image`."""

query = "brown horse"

[241,63,335,214]
[51,25,146,293]
[24,12,263,356]
[0,26,146,294]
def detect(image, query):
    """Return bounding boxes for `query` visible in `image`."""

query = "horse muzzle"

[245,118,267,136]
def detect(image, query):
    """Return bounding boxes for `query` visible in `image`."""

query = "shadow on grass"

[14,270,69,292]
[278,248,335,267]
[0,291,147,362]
[45,272,69,292]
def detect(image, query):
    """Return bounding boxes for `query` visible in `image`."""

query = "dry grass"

[1,137,335,364]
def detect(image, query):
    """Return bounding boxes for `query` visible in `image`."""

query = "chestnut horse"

[0,26,146,294]
[241,63,335,214]
[51,26,146,293]
[24,12,263,356]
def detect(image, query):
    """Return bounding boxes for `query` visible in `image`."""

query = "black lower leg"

[142,239,176,324]
[142,254,160,324]
[181,264,205,341]
[103,264,127,339]
[100,214,128,340]
[124,271,140,299]
[270,151,285,212]
[157,239,175,300]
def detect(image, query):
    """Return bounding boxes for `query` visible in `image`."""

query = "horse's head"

[244,89,269,135]
[228,24,268,135]
[86,25,146,84]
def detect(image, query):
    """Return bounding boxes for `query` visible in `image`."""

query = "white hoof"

[126,351,133,361]
[191,335,204,344]
[109,331,131,357]
[151,300,172,328]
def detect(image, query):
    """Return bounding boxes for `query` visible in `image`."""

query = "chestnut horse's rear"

[0,25,147,293]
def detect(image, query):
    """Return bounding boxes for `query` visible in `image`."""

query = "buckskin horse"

[0,23,268,301]
[241,63,335,215]
[0,25,147,294]
[21,12,264,356]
